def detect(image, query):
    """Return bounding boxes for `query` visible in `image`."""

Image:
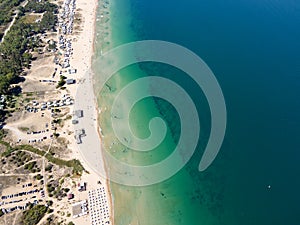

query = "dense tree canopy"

[22,204,48,225]
[0,22,33,93]
[24,0,58,14]
[0,0,23,24]
[40,11,57,32]
[0,0,58,94]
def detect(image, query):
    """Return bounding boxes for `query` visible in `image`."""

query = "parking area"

[0,182,44,215]
[25,95,74,113]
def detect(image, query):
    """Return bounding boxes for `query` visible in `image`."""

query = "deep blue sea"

[106,0,300,224]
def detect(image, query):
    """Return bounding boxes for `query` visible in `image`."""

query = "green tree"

[22,52,32,68]
[22,205,48,225]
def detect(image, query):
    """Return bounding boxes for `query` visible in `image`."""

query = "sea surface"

[94,0,300,224]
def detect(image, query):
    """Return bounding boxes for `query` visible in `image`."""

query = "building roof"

[66,79,76,84]
[74,110,83,118]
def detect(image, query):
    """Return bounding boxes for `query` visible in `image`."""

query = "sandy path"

[42,138,54,201]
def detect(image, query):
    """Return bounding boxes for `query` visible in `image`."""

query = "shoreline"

[92,2,116,225]
[68,0,114,224]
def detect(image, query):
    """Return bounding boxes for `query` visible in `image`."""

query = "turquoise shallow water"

[95,0,300,224]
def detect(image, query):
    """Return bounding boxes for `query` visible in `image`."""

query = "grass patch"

[65,115,72,120]
[21,14,41,24]
[25,92,34,97]
[19,126,30,132]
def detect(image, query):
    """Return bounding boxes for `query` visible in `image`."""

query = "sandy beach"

[66,0,114,224]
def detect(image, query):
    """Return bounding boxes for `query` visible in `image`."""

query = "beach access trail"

[1,0,28,43]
